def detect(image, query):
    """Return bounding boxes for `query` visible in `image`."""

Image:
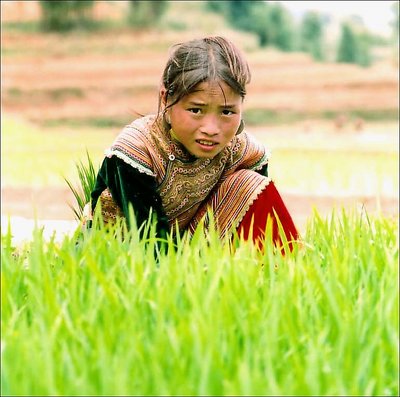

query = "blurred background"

[1,0,399,237]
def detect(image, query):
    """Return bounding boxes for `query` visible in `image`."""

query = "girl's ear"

[160,87,168,105]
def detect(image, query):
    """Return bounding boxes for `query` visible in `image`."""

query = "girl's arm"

[91,156,169,237]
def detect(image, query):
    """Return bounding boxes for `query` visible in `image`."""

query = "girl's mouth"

[196,139,217,147]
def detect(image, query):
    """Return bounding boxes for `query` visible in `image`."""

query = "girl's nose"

[200,115,220,136]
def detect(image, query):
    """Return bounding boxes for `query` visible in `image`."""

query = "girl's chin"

[191,149,220,159]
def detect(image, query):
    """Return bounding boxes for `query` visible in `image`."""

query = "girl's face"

[167,80,243,159]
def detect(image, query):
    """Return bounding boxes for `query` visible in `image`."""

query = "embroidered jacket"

[91,115,269,236]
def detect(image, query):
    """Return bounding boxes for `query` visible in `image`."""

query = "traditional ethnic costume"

[89,115,298,248]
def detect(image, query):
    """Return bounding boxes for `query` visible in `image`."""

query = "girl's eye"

[222,109,234,116]
[188,108,201,114]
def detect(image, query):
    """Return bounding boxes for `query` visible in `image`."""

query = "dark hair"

[158,36,251,129]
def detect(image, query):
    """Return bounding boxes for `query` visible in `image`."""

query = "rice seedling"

[63,150,98,220]
[1,207,398,396]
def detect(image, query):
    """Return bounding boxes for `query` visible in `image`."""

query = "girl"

[88,36,299,250]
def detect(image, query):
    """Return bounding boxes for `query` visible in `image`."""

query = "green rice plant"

[64,150,98,221]
[1,208,398,396]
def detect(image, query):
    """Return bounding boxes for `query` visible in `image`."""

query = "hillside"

[1,1,398,128]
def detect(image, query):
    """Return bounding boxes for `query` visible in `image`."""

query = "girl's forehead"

[186,80,240,99]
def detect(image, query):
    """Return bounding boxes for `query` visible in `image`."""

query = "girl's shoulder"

[229,131,270,170]
[109,114,160,151]
[104,115,159,177]
[234,131,270,155]
[123,114,157,140]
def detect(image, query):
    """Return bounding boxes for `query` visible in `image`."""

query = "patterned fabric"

[97,188,125,225]
[188,170,271,239]
[104,115,270,237]
[83,189,125,227]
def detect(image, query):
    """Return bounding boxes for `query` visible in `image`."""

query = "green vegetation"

[320,109,399,122]
[38,0,169,32]
[244,108,399,125]
[206,0,295,50]
[39,0,95,31]
[391,1,399,41]
[6,87,85,102]
[3,1,395,66]
[205,0,395,66]
[41,117,130,129]
[64,151,97,221]
[1,208,398,396]
[299,11,325,61]
[127,1,168,29]
[337,22,372,67]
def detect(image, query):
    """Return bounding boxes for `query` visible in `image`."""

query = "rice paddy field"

[1,2,399,395]
[1,209,399,396]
